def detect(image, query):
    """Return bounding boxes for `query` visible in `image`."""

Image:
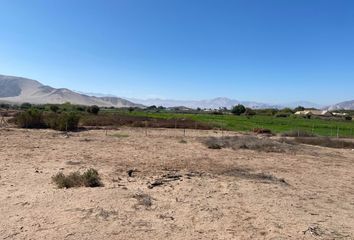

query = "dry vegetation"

[1,127,354,239]
[52,168,103,188]
[281,136,354,149]
[202,135,296,153]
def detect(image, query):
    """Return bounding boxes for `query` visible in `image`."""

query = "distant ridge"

[0,74,142,108]
[328,100,354,110]
[2,74,346,110]
[127,97,323,110]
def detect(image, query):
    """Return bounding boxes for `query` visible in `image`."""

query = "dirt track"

[1,127,354,239]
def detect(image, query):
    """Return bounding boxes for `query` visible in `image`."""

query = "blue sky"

[0,0,353,105]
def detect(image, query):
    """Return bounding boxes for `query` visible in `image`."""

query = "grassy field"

[102,109,354,138]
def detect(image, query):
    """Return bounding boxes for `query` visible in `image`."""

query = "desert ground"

[1,127,354,239]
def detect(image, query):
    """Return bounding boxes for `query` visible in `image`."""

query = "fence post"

[337,126,339,138]
[145,121,148,136]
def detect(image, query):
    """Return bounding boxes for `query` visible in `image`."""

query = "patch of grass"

[52,168,103,188]
[119,110,354,138]
[65,160,82,165]
[110,133,129,138]
[179,139,187,144]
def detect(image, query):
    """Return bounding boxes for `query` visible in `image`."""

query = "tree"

[20,102,32,110]
[87,105,100,115]
[50,105,59,113]
[281,108,294,114]
[231,104,246,115]
[147,105,157,110]
[294,106,305,112]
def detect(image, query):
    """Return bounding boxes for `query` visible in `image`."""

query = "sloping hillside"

[0,74,142,108]
[328,100,354,110]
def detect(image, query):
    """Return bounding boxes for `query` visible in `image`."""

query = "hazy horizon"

[1,0,354,105]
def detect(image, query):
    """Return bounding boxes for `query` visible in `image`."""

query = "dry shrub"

[287,137,354,149]
[281,130,316,137]
[203,136,292,153]
[253,128,272,134]
[52,172,82,188]
[133,192,153,208]
[52,168,103,188]
[222,167,289,185]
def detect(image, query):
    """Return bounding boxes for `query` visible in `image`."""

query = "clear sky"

[0,0,353,105]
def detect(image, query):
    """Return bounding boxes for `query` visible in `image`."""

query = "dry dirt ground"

[0,127,354,240]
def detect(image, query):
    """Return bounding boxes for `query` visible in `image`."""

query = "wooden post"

[221,120,225,138]
[337,126,339,138]
[145,121,148,136]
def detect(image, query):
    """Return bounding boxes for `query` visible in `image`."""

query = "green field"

[105,109,354,138]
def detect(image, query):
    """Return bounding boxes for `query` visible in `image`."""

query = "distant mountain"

[0,74,141,108]
[328,100,354,110]
[283,101,324,109]
[128,97,277,109]
[0,74,330,110]
[127,97,324,110]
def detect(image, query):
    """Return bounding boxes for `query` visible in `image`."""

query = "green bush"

[82,168,102,187]
[293,106,305,112]
[16,110,80,131]
[44,112,80,131]
[344,116,352,121]
[15,109,46,128]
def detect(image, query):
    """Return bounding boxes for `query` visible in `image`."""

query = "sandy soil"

[0,127,354,240]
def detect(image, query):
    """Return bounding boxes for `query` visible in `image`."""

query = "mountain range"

[127,98,325,110]
[0,74,353,110]
[0,74,141,108]
[328,100,354,111]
